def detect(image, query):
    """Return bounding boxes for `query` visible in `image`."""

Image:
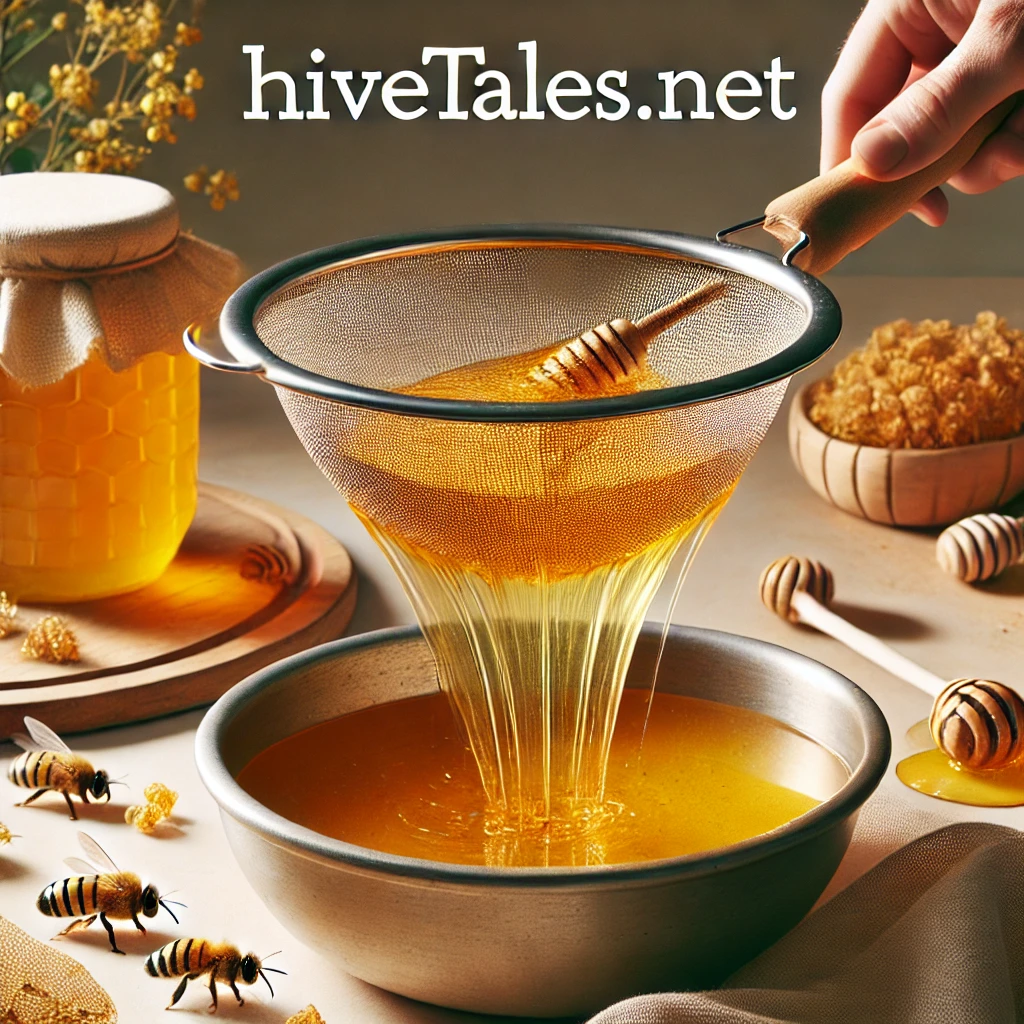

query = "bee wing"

[77,832,119,873]
[23,717,71,754]
[63,857,96,875]
[10,732,39,752]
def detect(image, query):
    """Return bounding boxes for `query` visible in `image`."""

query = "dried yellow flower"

[18,101,42,125]
[0,822,17,845]
[51,11,68,31]
[809,312,1024,449]
[176,95,196,120]
[183,167,206,192]
[206,168,239,211]
[85,117,110,140]
[125,781,178,833]
[0,592,17,639]
[145,122,176,143]
[21,616,80,664]
[50,63,98,109]
[5,91,25,112]
[287,1008,327,1024]
[183,67,204,92]
[174,22,203,47]
[5,118,28,141]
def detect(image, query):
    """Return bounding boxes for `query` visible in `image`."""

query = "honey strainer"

[187,226,837,580]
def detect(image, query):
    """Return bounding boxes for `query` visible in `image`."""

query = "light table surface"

[2,277,1023,1022]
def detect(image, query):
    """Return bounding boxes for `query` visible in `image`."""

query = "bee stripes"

[8,750,56,788]
[38,875,100,917]
[146,938,208,978]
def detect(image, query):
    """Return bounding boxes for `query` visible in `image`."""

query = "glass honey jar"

[0,173,239,602]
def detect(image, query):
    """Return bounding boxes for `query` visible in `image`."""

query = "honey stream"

[333,345,747,859]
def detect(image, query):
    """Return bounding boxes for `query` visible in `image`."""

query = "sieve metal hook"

[716,216,810,269]
[183,322,264,375]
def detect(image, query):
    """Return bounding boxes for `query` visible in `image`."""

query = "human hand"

[820,0,1024,225]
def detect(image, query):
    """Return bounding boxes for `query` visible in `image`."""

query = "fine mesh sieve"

[194,227,839,580]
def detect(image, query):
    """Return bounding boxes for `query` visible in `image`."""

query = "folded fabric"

[591,822,1023,1024]
[0,172,240,388]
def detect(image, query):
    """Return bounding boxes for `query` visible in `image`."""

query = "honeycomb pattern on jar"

[0,350,199,603]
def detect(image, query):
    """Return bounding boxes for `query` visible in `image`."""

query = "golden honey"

[238,689,845,868]
[328,347,751,844]
[896,748,1024,807]
[0,350,198,602]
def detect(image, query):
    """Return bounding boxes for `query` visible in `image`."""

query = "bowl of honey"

[196,622,889,1017]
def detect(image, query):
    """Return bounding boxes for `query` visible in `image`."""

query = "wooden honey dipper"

[936,513,1024,583]
[759,555,1024,771]
[527,280,729,395]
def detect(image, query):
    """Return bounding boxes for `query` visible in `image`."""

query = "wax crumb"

[0,592,17,639]
[808,312,1024,449]
[125,782,178,833]
[21,616,79,664]
[286,1006,326,1024]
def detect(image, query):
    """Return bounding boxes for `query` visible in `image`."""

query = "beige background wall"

[145,0,1024,277]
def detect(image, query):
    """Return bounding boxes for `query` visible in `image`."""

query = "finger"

[851,11,1024,180]
[948,95,1024,192]
[909,187,949,226]
[821,3,915,173]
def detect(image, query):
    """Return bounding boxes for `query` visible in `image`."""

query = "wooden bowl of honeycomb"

[789,313,1024,528]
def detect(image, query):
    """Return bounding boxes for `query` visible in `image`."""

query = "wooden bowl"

[789,382,1024,527]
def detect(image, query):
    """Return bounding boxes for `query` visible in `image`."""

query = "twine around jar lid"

[0,172,241,388]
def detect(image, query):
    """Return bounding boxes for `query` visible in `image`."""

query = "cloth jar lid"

[0,172,241,388]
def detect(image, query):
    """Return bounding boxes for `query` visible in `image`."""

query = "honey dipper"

[527,280,728,395]
[759,555,1024,771]
[936,513,1024,583]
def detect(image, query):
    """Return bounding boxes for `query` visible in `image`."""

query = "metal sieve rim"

[218,224,842,422]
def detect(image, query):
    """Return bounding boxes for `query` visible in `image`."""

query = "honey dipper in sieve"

[936,513,1024,584]
[759,556,1024,771]
[527,280,728,395]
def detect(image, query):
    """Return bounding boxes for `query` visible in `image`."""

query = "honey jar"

[0,173,240,602]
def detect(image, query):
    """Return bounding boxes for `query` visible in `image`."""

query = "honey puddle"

[237,689,847,868]
[898,721,1024,807]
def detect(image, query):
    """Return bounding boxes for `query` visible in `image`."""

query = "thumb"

[851,11,1024,180]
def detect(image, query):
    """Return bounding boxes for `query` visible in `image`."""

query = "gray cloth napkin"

[590,822,1023,1024]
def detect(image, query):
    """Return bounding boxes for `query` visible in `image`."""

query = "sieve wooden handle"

[762,99,1015,276]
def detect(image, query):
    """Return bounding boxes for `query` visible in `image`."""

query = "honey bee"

[37,831,183,954]
[145,940,285,1011]
[7,717,118,820]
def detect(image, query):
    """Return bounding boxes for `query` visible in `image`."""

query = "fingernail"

[994,161,1022,183]
[853,123,909,174]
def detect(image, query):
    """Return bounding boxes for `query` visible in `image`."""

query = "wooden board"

[0,482,356,736]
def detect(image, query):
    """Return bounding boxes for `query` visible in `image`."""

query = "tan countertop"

[2,276,1023,1022]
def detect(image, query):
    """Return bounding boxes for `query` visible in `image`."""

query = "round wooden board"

[0,482,356,737]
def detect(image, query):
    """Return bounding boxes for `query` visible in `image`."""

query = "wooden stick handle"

[763,99,1015,276]
[634,280,729,343]
[791,590,947,698]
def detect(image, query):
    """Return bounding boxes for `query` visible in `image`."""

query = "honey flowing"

[320,343,752,851]
[239,689,844,867]
[0,350,199,602]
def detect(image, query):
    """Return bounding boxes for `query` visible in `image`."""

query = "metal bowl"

[196,624,889,1017]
